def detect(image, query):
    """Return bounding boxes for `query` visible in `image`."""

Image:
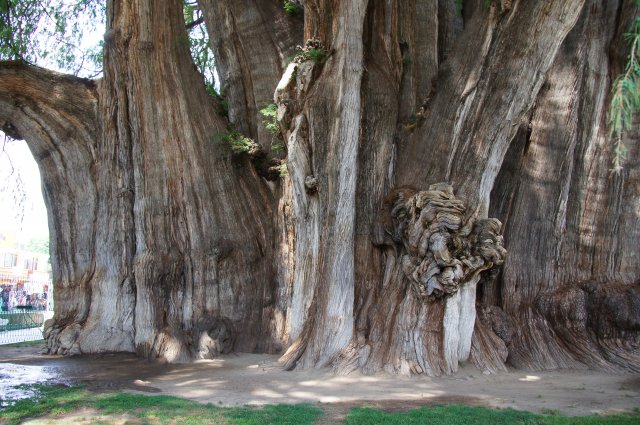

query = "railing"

[0,273,53,345]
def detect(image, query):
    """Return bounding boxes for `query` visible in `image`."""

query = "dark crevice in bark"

[488,0,640,372]
[3,0,638,376]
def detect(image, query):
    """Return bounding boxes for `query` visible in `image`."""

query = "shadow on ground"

[1,343,638,417]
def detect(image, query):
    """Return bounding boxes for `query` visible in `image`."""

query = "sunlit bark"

[1,0,638,375]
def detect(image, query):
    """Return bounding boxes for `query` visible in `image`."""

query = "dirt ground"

[1,343,639,419]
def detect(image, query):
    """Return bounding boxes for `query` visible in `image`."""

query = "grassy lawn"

[344,405,640,425]
[0,385,322,425]
[1,385,638,425]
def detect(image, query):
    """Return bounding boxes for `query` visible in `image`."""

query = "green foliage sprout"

[609,2,640,173]
[183,1,220,103]
[283,1,301,15]
[294,38,330,65]
[215,130,257,156]
[297,47,329,64]
[277,162,288,177]
[455,0,463,16]
[260,103,284,149]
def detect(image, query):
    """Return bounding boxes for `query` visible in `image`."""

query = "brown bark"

[2,0,285,360]
[0,62,101,351]
[487,0,640,372]
[200,0,302,149]
[97,0,283,360]
[1,0,638,377]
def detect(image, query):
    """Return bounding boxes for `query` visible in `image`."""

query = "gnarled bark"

[486,0,640,372]
[2,0,284,361]
[2,0,638,377]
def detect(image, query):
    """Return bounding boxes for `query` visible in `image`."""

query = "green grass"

[0,385,323,425]
[2,386,639,425]
[344,404,640,425]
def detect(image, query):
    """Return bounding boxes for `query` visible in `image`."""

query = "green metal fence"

[1,308,46,330]
[0,309,53,345]
[0,274,53,345]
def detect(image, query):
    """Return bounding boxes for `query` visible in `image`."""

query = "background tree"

[0,0,638,375]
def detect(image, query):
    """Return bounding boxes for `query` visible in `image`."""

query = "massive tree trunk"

[0,0,637,375]
[1,0,286,361]
[487,0,640,372]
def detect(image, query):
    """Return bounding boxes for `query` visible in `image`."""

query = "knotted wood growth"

[387,183,506,300]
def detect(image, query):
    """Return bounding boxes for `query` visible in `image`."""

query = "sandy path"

[1,345,639,417]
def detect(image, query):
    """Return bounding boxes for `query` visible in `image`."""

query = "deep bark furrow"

[201,0,302,149]
[3,0,637,375]
[399,0,586,216]
[490,0,640,372]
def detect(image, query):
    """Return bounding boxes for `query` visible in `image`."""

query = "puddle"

[0,363,68,408]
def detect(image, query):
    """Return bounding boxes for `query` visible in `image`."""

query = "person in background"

[0,286,9,312]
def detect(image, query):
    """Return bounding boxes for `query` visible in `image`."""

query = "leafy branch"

[609,2,640,173]
[0,0,105,76]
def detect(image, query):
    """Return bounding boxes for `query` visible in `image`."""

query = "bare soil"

[1,343,639,419]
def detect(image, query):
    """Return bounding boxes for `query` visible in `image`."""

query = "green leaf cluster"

[25,236,49,255]
[214,129,258,156]
[283,1,301,15]
[609,1,640,173]
[277,162,288,177]
[455,0,464,16]
[184,1,218,99]
[295,47,329,64]
[0,0,104,77]
[260,103,285,150]
[293,38,330,65]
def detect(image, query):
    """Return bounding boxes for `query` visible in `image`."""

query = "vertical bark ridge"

[279,0,368,369]
[201,0,302,149]
[399,0,586,216]
[490,0,640,372]
[396,0,438,121]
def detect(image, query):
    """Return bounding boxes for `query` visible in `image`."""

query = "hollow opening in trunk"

[0,134,54,345]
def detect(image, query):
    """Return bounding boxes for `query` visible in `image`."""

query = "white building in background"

[1,247,50,281]
[0,242,52,311]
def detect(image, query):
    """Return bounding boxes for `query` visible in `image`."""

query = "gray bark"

[487,0,640,372]
[0,0,637,376]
